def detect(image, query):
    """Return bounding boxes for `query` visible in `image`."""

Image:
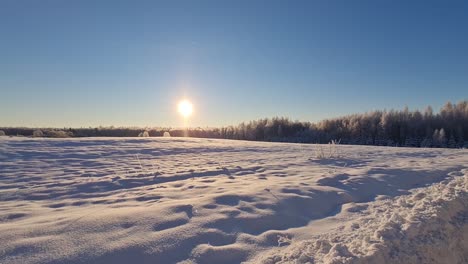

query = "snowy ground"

[0,137,466,264]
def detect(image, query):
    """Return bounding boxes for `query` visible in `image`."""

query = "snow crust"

[0,137,466,264]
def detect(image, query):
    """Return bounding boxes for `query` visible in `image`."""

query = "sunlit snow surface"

[0,137,466,264]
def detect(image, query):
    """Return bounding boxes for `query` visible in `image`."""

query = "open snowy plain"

[0,137,466,264]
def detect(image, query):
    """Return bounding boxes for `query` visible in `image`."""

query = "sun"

[178,100,193,118]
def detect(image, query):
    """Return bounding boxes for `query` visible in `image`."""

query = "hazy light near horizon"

[178,100,193,118]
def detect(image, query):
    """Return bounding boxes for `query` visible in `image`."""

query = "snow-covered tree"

[138,131,149,137]
[33,130,44,137]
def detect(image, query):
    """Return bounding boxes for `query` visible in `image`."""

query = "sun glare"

[178,100,193,118]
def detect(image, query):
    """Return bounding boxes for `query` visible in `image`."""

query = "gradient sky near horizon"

[1,1,467,128]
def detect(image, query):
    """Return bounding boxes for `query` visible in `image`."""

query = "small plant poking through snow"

[135,154,145,172]
[315,139,341,159]
[132,154,161,178]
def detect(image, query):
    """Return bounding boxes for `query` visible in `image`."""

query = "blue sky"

[1,0,467,127]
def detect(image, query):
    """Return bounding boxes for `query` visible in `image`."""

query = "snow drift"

[256,170,468,264]
[0,137,466,264]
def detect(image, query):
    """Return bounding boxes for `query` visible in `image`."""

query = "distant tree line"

[0,127,222,139]
[1,100,467,148]
[216,101,468,148]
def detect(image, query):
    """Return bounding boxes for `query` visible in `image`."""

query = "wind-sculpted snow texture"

[0,137,466,264]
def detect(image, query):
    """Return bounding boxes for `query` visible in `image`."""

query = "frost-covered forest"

[2,101,467,148]
[219,101,468,148]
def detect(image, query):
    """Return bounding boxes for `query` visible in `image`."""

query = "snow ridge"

[258,170,468,264]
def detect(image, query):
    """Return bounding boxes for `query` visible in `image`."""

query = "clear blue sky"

[1,0,467,128]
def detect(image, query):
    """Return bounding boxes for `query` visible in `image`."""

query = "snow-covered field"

[0,137,466,264]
